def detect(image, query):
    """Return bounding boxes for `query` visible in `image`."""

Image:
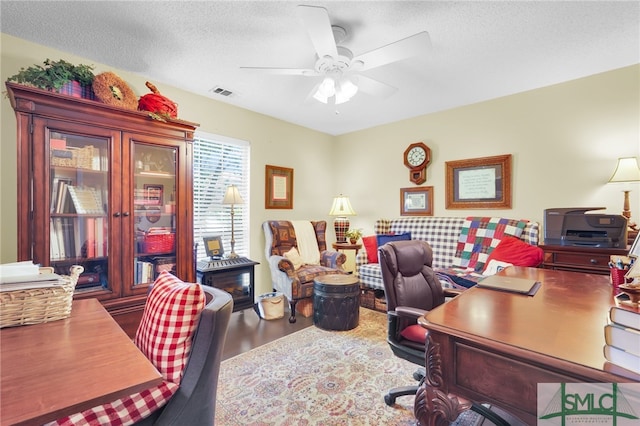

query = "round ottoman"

[313,274,360,331]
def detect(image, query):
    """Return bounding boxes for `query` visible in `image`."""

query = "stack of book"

[603,305,640,374]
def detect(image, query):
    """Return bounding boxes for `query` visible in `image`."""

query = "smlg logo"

[538,383,640,425]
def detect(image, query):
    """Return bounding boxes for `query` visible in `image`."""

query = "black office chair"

[379,240,512,426]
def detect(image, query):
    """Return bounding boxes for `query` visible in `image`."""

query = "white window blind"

[193,132,250,260]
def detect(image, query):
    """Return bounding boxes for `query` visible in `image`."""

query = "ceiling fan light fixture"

[335,77,358,104]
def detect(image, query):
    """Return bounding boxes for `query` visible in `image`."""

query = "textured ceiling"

[2,1,639,135]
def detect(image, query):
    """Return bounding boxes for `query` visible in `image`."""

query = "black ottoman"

[313,274,360,331]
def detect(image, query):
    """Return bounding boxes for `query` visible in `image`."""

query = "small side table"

[332,242,362,274]
[313,274,360,331]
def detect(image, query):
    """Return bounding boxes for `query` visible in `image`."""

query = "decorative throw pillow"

[134,271,205,384]
[362,235,379,263]
[453,217,527,272]
[482,236,543,272]
[284,246,304,270]
[400,324,428,343]
[376,232,412,247]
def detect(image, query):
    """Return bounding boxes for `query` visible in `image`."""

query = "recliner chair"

[379,240,514,426]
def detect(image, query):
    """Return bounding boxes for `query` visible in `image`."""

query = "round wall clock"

[403,142,431,184]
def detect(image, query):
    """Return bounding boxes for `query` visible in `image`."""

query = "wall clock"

[403,142,431,185]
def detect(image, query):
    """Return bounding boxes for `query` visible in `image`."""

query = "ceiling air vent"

[210,86,234,97]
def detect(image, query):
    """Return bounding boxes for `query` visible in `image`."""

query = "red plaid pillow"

[134,271,206,384]
[48,381,178,426]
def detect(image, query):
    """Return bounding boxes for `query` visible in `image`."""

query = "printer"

[544,207,627,248]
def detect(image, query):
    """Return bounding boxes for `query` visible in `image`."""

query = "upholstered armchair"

[263,220,347,323]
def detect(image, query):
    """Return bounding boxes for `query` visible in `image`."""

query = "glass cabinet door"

[132,143,177,286]
[48,130,109,292]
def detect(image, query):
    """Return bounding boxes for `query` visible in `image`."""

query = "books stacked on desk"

[603,305,640,374]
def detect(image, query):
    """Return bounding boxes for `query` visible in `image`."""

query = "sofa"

[356,216,541,294]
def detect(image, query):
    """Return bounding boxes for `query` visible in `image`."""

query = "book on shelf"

[609,305,640,330]
[603,345,640,374]
[67,185,104,214]
[54,179,72,213]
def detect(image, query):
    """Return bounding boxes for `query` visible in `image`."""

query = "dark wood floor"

[222,307,314,360]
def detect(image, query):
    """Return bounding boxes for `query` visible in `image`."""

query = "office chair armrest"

[395,306,428,320]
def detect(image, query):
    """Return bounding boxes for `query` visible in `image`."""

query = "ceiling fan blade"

[240,67,319,76]
[296,5,338,59]
[355,31,432,71]
[354,75,397,98]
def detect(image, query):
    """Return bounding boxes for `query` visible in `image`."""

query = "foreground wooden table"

[1,298,162,426]
[415,267,640,425]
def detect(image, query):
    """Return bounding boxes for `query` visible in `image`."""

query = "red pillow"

[400,324,428,343]
[483,236,543,272]
[362,235,378,263]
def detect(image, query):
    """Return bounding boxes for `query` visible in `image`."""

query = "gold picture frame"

[400,186,434,216]
[265,165,293,209]
[445,154,512,209]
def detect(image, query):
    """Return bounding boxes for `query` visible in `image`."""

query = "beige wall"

[336,65,640,236]
[2,33,639,298]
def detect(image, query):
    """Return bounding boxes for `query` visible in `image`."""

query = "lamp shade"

[222,185,244,205]
[608,157,640,183]
[328,195,356,216]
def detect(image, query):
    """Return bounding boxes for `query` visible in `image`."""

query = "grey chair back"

[134,285,233,425]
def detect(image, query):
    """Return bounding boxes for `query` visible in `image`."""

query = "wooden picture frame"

[445,154,512,209]
[400,186,434,216]
[265,165,293,209]
[143,184,163,206]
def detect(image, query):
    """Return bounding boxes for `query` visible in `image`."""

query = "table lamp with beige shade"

[608,156,640,231]
[328,194,356,243]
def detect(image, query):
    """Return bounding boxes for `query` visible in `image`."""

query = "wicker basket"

[144,231,176,254]
[360,287,376,309]
[0,265,83,328]
[50,145,95,169]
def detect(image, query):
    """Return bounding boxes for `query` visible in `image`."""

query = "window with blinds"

[193,132,250,260]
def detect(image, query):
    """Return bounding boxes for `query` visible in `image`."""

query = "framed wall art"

[400,186,434,216]
[445,154,512,209]
[265,165,293,209]
[143,184,163,206]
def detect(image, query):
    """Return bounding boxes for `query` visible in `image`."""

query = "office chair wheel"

[384,393,395,406]
[413,369,425,382]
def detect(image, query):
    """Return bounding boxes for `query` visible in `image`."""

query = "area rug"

[215,308,419,425]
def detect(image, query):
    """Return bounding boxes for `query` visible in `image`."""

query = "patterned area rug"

[215,308,419,425]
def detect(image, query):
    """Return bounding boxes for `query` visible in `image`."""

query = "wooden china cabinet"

[6,82,199,336]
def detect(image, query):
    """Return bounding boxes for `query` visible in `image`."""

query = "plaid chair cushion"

[452,217,528,271]
[135,271,206,384]
[47,381,179,426]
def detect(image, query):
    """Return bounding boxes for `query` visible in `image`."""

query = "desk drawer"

[552,252,610,268]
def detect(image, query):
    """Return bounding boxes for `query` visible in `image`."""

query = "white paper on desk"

[0,261,40,279]
[0,273,63,291]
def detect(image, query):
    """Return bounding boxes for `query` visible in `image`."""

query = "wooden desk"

[415,267,640,426]
[1,299,162,426]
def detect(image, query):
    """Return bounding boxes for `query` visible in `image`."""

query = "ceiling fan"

[240,5,432,105]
